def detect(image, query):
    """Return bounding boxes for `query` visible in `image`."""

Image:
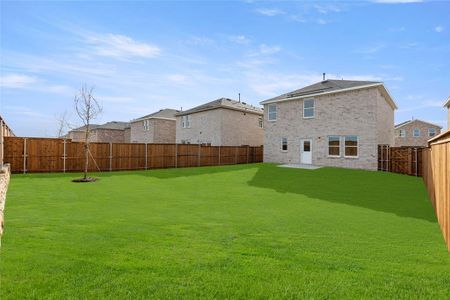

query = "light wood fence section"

[422,131,450,252]
[3,137,263,173]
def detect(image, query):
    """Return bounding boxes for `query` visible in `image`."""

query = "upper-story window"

[181,115,191,128]
[303,99,315,118]
[143,119,150,131]
[399,129,406,137]
[268,104,277,121]
[428,128,436,137]
[413,128,420,137]
[258,116,263,128]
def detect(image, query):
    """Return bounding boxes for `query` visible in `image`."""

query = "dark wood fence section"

[378,145,424,176]
[4,137,263,173]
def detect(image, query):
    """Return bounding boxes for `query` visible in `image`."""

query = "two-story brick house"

[130,109,179,143]
[67,121,130,143]
[260,79,397,170]
[394,119,442,147]
[175,98,263,146]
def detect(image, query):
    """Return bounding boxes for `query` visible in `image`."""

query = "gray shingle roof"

[176,98,263,116]
[96,121,130,130]
[261,79,382,103]
[395,119,442,129]
[132,108,179,122]
[70,121,129,132]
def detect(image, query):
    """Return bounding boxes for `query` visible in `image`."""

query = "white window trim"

[280,137,288,152]
[258,116,263,128]
[413,128,420,137]
[399,129,406,138]
[181,115,191,129]
[344,136,359,159]
[267,104,277,122]
[327,136,341,158]
[303,98,315,119]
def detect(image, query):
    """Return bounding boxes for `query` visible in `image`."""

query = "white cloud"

[372,0,422,3]
[0,73,72,94]
[85,33,161,59]
[255,8,285,16]
[355,44,386,54]
[229,35,251,45]
[167,74,188,83]
[186,36,215,46]
[0,74,37,88]
[258,44,281,55]
[314,4,342,14]
[434,26,444,33]
[316,19,330,25]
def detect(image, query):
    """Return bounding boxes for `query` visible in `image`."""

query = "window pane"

[268,105,277,120]
[345,135,357,144]
[268,104,276,113]
[304,107,314,118]
[281,138,287,151]
[303,141,311,152]
[328,136,340,145]
[345,146,358,157]
[329,147,339,156]
[304,99,314,108]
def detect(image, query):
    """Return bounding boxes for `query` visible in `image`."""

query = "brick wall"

[263,87,394,170]
[130,119,176,143]
[394,120,441,147]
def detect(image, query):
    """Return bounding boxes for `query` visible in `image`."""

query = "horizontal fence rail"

[378,145,424,177]
[4,137,263,173]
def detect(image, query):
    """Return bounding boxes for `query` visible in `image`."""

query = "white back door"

[300,139,312,164]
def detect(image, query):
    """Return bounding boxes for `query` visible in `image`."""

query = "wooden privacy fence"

[422,131,450,252]
[3,137,263,173]
[378,145,423,176]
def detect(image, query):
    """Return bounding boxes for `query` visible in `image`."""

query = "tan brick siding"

[130,119,176,143]
[394,120,441,147]
[89,129,126,143]
[263,87,394,170]
[176,108,263,146]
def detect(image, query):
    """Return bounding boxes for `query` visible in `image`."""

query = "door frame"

[300,138,313,164]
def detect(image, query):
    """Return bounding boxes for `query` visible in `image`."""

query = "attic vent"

[242,102,247,105]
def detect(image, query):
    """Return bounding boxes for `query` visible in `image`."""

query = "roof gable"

[260,79,397,110]
[176,98,263,116]
[395,119,443,129]
[444,96,450,108]
[132,108,179,122]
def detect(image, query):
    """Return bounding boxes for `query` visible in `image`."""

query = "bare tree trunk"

[83,124,90,179]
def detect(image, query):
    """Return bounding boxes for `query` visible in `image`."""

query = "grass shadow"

[248,164,436,223]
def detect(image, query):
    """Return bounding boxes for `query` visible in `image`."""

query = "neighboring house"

[444,96,450,129]
[175,98,264,146]
[130,109,179,143]
[260,79,397,170]
[394,119,442,147]
[0,116,15,138]
[67,121,130,143]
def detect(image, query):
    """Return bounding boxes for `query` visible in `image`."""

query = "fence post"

[247,146,249,163]
[145,143,148,170]
[415,147,418,176]
[198,144,201,167]
[23,138,27,174]
[63,139,66,173]
[109,142,113,172]
[218,145,221,165]
[175,144,178,168]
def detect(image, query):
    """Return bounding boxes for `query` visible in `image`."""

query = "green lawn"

[1,163,449,299]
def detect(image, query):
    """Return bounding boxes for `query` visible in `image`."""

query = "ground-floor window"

[328,136,340,157]
[344,135,358,157]
[281,137,288,151]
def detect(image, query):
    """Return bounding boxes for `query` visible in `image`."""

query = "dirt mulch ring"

[72,177,98,183]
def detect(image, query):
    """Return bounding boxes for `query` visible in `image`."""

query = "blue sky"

[1,0,449,137]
